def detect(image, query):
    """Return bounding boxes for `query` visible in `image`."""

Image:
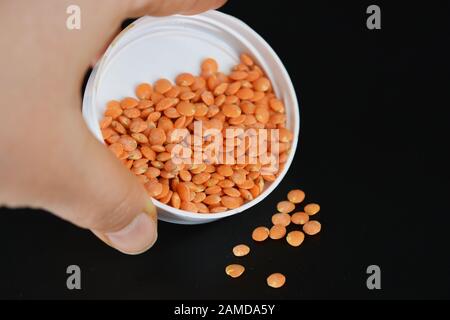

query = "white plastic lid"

[83,11,300,224]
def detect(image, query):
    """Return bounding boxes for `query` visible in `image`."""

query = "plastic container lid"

[83,10,300,224]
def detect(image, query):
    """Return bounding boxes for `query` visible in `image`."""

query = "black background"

[1,0,449,300]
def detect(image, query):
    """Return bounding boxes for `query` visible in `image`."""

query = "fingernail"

[105,211,157,255]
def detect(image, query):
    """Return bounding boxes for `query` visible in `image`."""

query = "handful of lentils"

[100,54,294,213]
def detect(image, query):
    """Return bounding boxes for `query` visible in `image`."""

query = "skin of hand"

[0,0,226,254]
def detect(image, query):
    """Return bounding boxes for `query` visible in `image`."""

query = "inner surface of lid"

[95,16,247,120]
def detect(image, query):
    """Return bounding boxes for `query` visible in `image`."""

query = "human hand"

[0,0,227,254]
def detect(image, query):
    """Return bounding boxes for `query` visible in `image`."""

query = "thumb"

[42,110,158,255]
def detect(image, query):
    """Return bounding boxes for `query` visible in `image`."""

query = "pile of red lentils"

[226,189,322,288]
[100,54,293,213]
